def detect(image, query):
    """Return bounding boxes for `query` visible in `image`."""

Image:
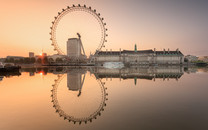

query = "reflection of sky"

[0,0,208,57]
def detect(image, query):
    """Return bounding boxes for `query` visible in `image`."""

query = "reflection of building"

[67,69,86,91]
[29,72,35,76]
[67,72,82,91]
[93,66,184,81]
[0,76,3,81]
[94,46,184,65]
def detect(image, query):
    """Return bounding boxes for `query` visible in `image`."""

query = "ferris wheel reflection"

[51,68,108,125]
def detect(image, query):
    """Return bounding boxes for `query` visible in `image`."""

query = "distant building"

[0,58,5,62]
[185,55,198,62]
[47,54,66,61]
[94,47,184,65]
[199,56,208,62]
[29,52,35,58]
[6,56,24,60]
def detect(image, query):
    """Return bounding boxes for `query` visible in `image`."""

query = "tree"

[24,58,30,64]
[5,58,9,63]
[19,59,24,63]
[48,58,54,62]
[37,58,42,64]
[56,58,63,63]
[184,58,188,63]
[30,57,36,64]
[43,57,49,64]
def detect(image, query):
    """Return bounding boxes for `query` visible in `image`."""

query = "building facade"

[94,49,184,65]
[185,55,198,62]
[67,38,81,58]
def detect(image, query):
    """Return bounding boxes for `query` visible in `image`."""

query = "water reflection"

[0,76,3,82]
[1,66,208,129]
[0,71,21,81]
[93,66,184,84]
[51,68,107,124]
[19,66,207,125]
[67,69,86,96]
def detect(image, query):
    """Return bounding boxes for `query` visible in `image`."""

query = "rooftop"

[97,49,183,55]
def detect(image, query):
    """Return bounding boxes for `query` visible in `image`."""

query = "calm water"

[0,66,208,130]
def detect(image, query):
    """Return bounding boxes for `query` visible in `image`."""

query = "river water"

[0,66,208,130]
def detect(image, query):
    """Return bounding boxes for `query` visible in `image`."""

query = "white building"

[185,55,198,62]
[94,48,184,65]
[199,56,208,62]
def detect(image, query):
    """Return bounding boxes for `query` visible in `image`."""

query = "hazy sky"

[0,0,208,57]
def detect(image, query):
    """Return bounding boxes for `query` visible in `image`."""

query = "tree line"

[4,57,65,64]
[5,57,48,64]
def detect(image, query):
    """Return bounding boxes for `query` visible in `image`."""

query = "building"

[47,54,66,61]
[67,38,82,58]
[199,56,208,62]
[29,52,35,58]
[93,47,184,65]
[185,55,198,62]
[66,36,87,63]
[6,56,24,61]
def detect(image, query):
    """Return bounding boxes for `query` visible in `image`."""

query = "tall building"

[29,52,35,58]
[67,38,81,58]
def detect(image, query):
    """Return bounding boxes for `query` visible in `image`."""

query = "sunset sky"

[0,0,208,57]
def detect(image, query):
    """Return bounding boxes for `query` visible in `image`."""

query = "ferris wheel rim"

[51,72,108,124]
[50,4,108,55]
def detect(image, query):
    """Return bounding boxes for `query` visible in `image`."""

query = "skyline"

[0,0,208,57]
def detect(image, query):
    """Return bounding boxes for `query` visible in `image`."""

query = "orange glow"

[39,53,43,56]
[39,71,43,75]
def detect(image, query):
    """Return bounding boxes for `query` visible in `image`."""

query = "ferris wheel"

[50,4,108,55]
[51,72,108,124]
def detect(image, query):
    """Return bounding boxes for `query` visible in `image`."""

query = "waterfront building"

[94,47,184,65]
[185,55,198,62]
[199,56,208,62]
[47,54,66,61]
